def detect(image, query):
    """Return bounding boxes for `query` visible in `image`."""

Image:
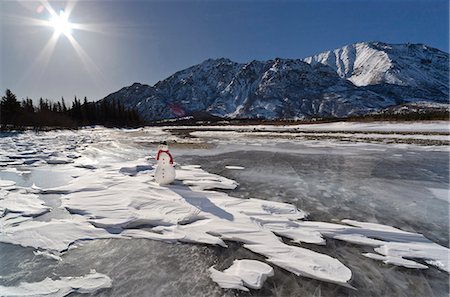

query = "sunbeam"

[66,33,106,89]
[64,0,79,18]
[11,0,108,93]
[1,13,53,29]
[18,31,60,88]
[40,0,57,18]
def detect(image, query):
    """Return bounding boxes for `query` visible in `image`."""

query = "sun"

[16,1,106,87]
[49,9,73,37]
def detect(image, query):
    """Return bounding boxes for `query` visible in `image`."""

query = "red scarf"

[156,150,173,164]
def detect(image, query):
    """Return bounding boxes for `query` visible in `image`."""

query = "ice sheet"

[0,126,448,293]
[225,166,245,170]
[167,121,450,133]
[0,158,354,285]
[0,270,111,297]
[0,217,118,252]
[0,188,49,217]
[209,259,274,291]
[2,156,448,287]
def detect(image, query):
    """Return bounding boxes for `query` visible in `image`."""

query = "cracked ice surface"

[5,160,352,285]
[0,126,449,295]
[2,157,448,286]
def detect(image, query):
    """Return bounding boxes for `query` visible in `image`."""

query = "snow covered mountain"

[102,42,448,121]
[304,42,449,104]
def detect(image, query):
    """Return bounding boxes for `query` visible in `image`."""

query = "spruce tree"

[1,89,21,126]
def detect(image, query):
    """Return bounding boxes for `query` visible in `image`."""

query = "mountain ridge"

[102,41,449,121]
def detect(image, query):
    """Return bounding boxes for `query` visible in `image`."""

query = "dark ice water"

[178,145,449,297]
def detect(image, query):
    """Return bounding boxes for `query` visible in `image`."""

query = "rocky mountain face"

[102,42,448,121]
[304,42,449,105]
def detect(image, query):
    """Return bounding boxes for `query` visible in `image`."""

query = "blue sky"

[1,0,448,102]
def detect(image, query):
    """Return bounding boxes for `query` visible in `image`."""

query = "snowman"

[154,141,176,185]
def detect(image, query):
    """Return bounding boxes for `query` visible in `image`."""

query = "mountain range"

[101,41,449,121]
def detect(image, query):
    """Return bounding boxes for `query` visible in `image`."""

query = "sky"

[0,0,448,103]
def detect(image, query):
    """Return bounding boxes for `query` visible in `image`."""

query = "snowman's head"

[158,141,169,151]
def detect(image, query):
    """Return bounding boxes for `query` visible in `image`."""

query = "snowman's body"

[154,148,175,185]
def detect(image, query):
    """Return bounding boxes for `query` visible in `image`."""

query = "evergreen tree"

[1,89,21,126]
[61,97,67,113]
[39,98,45,111]
[21,98,34,113]
[1,89,144,129]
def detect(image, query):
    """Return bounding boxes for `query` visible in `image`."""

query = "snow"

[33,249,63,261]
[244,241,352,285]
[1,157,354,285]
[0,270,112,297]
[0,179,17,188]
[304,41,449,90]
[165,121,450,150]
[209,259,274,291]
[428,188,450,202]
[363,252,429,269]
[1,168,31,175]
[190,130,449,142]
[170,121,450,133]
[176,165,238,191]
[0,216,117,252]
[46,158,74,165]
[209,267,247,291]
[0,126,448,293]
[0,190,50,217]
[292,220,450,273]
[225,165,245,170]
[3,156,446,284]
[102,42,448,121]
[305,42,395,86]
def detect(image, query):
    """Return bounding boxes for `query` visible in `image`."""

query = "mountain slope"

[102,42,448,121]
[303,42,449,103]
[103,59,391,121]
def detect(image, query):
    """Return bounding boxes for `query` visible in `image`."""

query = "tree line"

[0,89,144,129]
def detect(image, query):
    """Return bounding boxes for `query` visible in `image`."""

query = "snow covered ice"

[0,270,111,297]
[209,259,274,291]
[0,123,448,296]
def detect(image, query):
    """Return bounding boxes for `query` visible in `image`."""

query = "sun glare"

[49,9,73,37]
[16,1,106,88]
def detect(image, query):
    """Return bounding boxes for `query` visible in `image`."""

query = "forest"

[0,89,144,129]
[1,89,447,130]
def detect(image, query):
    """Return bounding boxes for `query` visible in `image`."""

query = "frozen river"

[0,123,448,296]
